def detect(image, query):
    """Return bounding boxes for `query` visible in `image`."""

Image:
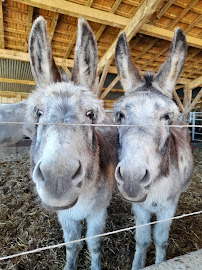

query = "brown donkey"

[26,17,117,270]
[114,28,193,269]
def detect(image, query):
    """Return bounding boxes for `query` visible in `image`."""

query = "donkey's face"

[114,28,186,202]
[27,17,104,211]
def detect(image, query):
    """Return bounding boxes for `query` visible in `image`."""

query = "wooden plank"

[187,88,202,112]
[62,66,71,78]
[49,13,60,43]
[15,0,129,28]
[189,75,202,89]
[170,0,199,28]
[0,90,29,98]
[139,24,202,49]
[95,0,122,41]
[173,89,184,112]
[100,76,119,100]
[97,0,164,73]
[0,49,74,67]
[64,0,95,59]
[183,82,192,112]
[154,0,175,20]
[95,60,112,96]
[64,31,77,59]
[24,6,34,52]
[16,93,22,102]
[0,77,35,85]
[0,0,4,49]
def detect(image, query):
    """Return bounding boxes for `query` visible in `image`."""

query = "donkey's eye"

[116,111,125,123]
[36,109,43,117]
[163,113,170,121]
[86,110,94,120]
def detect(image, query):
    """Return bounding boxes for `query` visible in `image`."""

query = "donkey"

[26,16,117,270]
[0,101,34,146]
[114,28,193,269]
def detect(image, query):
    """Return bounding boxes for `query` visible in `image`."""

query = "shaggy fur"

[114,28,193,270]
[27,16,117,270]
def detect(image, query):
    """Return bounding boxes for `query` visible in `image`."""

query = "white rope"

[0,121,201,128]
[0,210,201,261]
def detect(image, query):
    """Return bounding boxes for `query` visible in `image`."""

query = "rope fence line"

[0,121,202,128]
[0,210,202,261]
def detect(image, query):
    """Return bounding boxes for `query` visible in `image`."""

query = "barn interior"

[0,0,201,114]
[0,1,202,270]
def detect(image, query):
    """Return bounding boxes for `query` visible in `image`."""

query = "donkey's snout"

[33,158,84,190]
[115,162,151,187]
[115,162,152,200]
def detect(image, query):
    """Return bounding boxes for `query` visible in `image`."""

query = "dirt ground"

[0,148,201,270]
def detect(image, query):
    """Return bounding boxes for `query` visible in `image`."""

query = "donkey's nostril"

[72,161,83,184]
[140,169,151,187]
[115,165,124,183]
[33,162,45,182]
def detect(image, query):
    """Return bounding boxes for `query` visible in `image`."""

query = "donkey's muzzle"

[115,161,152,202]
[32,156,85,204]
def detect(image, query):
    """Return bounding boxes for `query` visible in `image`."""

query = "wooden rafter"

[95,0,122,41]
[49,13,59,44]
[169,0,199,28]
[183,82,192,113]
[97,0,166,73]
[0,0,4,49]
[63,0,94,59]
[100,76,119,100]
[15,0,129,28]
[95,60,112,97]
[139,24,202,50]
[14,0,202,51]
[189,76,202,89]
[0,49,74,67]
[0,77,35,85]
[187,88,202,112]
[24,6,34,52]
[173,89,184,112]
[62,66,71,78]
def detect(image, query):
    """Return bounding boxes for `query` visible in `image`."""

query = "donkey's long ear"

[71,18,97,89]
[154,28,187,98]
[29,16,61,87]
[115,32,145,93]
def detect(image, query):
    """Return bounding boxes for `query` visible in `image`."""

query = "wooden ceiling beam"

[173,89,184,112]
[49,13,60,44]
[0,0,4,49]
[0,49,74,67]
[97,0,165,73]
[189,76,202,89]
[0,90,29,98]
[187,88,202,112]
[64,0,95,59]
[24,6,34,52]
[139,24,202,49]
[100,75,119,100]
[15,0,129,28]
[0,77,35,85]
[95,0,122,41]
[6,1,202,51]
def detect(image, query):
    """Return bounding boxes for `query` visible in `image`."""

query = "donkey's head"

[114,28,186,202]
[27,17,105,211]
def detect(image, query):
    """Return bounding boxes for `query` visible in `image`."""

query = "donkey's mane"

[143,71,155,87]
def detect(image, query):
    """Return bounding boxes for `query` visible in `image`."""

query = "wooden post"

[95,60,111,97]
[16,93,22,103]
[182,82,192,123]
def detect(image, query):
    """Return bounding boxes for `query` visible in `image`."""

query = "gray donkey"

[26,16,117,270]
[0,101,34,146]
[114,28,193,269]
